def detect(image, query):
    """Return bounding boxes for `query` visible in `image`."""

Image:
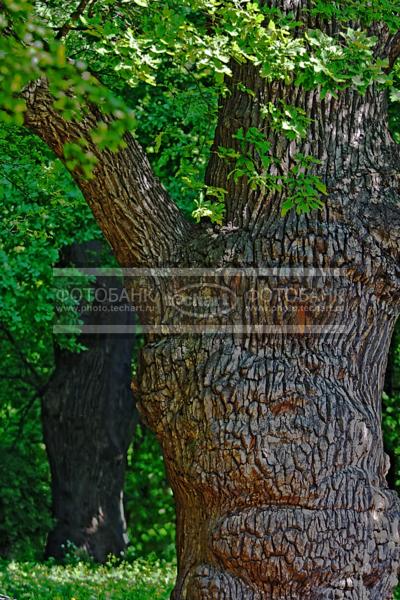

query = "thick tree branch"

[22,78,191,266]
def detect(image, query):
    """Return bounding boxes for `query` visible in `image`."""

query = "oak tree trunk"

[137,75,400,600]
[22,6,400,595]
[43,241,137,562]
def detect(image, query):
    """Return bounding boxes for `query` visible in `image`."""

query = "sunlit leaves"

[0,0,397,221]
[220,128,327,214]
[311,0,400,32]
[261,101,311,141]
[281,155,327,216]
[295,28,389,97]
[192,188,226,224]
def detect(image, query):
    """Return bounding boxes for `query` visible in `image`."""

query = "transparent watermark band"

[52,267,353,336]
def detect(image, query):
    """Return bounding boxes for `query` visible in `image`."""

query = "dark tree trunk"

[22,6,400,595]
[43,241,137,562]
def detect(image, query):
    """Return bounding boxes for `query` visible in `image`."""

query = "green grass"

[1,558,398,599]
[0,558,175,600]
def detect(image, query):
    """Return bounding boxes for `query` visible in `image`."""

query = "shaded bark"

[23,9,400,597]
[43,240,137,562]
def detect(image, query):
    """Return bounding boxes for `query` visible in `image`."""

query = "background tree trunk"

[43,241,137,562]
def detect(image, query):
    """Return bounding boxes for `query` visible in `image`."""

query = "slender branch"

[52,25,91,33]
[0,327,49,447]
[0,374,37,385]
[0,323,45,389]
[22,78,191,267]
[0,166,32,200]
[10,390,45,450]
[55,0,97,40]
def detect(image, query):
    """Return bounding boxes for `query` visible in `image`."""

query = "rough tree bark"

[43,241,137,562]
[23,4,400,597]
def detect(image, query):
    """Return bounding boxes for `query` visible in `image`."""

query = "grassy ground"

[0,558,175,600]
[1,559,399,599]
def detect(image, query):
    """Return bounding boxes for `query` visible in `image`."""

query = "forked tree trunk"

[22,6,400,596]
[137,78,400,600]
[43,241,137,562]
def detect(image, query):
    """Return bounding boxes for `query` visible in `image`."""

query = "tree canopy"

[2,0,400,220]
